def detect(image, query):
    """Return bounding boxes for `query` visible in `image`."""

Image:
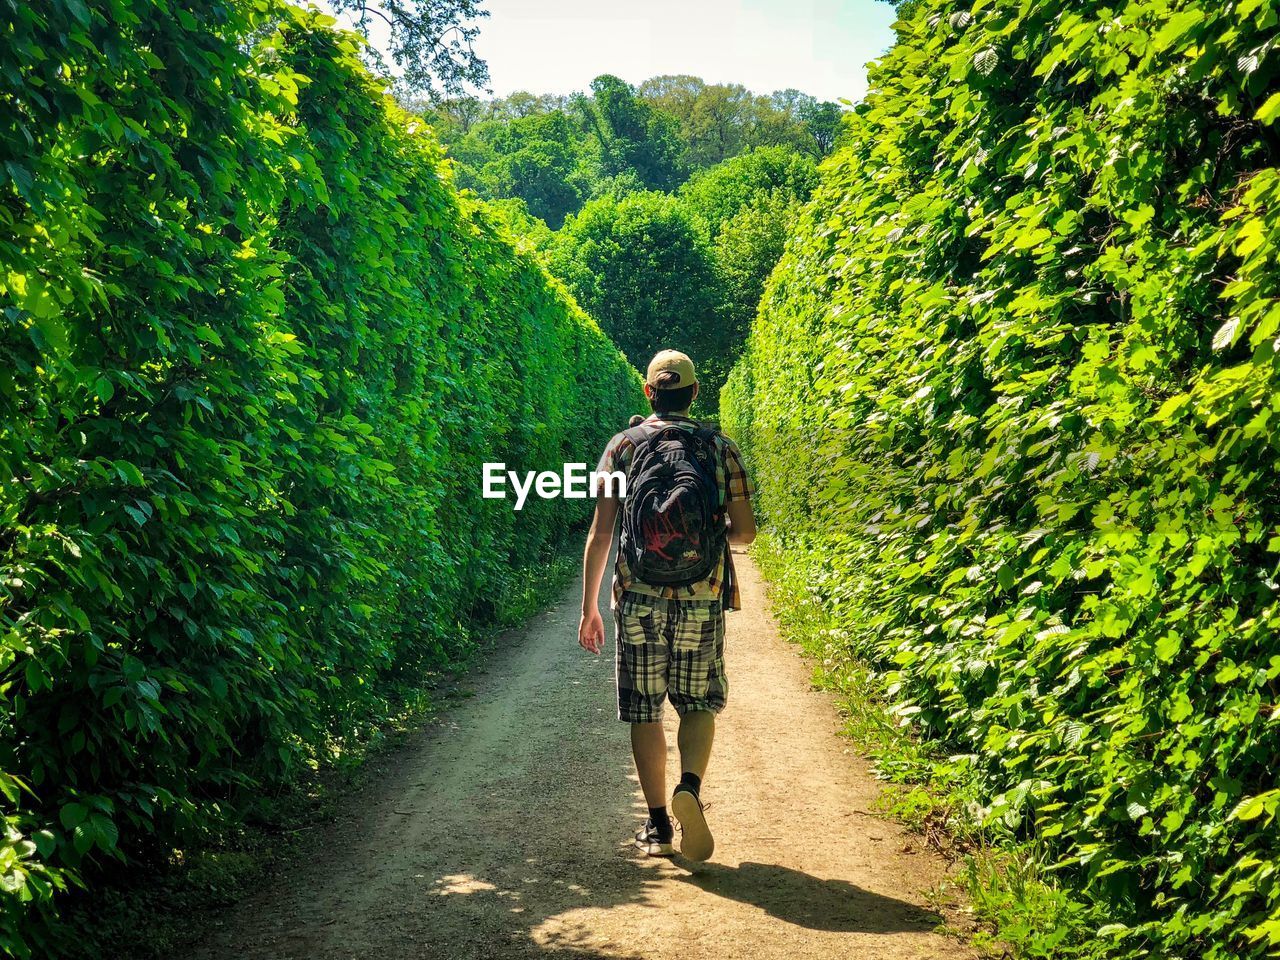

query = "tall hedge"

[0,2,638,952]
[723,0,1280,956]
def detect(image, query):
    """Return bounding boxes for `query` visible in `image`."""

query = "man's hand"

[579,496,618,655]
[579,608,605,654]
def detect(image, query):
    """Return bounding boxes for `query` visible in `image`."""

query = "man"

[578,349,756,861]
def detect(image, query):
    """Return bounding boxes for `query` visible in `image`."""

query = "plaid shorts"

[614,591,727,723]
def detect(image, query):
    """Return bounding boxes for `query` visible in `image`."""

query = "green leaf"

[24,659,44,693]
[1230,791,1279,822]
[996,564,1015,590]
[1212,317,1240,351]
[1257,92,1280,125]
[1152,10,1203,52]
[1097,924,1131,938]
[114,461,145,486]
[1154,634,1180,662]
[121,655,145,683]
[194,324,225,347]
[1154,393,1190,422]
[32,830,57,858]
[90,814,118,853]
[60,802,89,830]
[1014,227,1053,251]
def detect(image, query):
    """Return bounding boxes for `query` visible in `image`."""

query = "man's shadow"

[677,860,942,933]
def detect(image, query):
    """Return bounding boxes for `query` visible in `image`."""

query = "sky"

[321,0,901,104]
[474,0,899,103]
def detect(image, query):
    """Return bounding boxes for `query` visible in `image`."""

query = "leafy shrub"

[451,110,592,228]
[548,191,723,403]
[724,0,1280,956]
[677,146,818,239]
[0,3,638,953]
[678,147,820,388]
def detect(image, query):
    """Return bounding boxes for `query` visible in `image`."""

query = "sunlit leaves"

[973,47,999,77]
[1212,317,1241,351]
[1257,92,1280,125]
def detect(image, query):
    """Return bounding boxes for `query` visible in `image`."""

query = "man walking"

[578,349,756,861]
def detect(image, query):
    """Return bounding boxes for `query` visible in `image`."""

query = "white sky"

[317,0,901,103]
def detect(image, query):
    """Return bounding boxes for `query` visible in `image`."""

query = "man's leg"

[670,709,716,861]
[667,602,726,861]
[616,595,675,854]
[676,709,714,782]
[631,721,668,807]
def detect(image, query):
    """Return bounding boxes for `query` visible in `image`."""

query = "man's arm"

[726,498,756,546]
[721,435,757,546]
[578,494,619,654]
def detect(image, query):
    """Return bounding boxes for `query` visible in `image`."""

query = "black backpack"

[619,423,726,587]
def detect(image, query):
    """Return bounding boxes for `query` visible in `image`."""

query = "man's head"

[644,349,699,414]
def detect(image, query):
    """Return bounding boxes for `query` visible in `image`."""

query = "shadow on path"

[678,860,942,933]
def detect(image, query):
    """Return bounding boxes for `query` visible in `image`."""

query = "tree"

[548,192,725,405]
[637,74,707,104]
[638,77,844,167]
[680,83,761,167]
[577,75,686,192]
[769,89,847,156]
[490,90,571,118]
[499,90,543,118]
[679,146,818,237]
[798,99,844,155]
[459,111,590,227]
[708,193,799,354]
[330,0,490,98]
[408,94,496,137]
[484,197,555,250]
[679,147,820,377]
[642,77,768,167]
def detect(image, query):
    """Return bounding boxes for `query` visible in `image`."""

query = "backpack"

[619,423,726,587]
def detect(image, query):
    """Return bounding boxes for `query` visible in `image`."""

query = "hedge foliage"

[0,2,638,952]
[724,0,1280,955]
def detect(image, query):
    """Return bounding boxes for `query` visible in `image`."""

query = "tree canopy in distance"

[405,74,838,413]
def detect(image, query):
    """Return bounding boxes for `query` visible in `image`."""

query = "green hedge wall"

[0,3,638,952]
[723,0,1280,956]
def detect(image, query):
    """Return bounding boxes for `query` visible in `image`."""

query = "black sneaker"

[671,786,714,861]
[634,818,675,857]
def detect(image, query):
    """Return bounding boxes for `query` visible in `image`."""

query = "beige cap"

[646,349,697,389]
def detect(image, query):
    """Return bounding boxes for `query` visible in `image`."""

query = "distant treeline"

[410,75,843,227]
[411,76,840,409]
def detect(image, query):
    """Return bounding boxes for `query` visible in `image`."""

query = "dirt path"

[188,553,974,960]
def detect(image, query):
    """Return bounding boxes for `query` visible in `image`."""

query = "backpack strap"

[622,419,721,467]
[621,423,659,458]
[618,423,660,482]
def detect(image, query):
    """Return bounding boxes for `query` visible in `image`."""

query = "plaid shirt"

[596,414,755,611]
